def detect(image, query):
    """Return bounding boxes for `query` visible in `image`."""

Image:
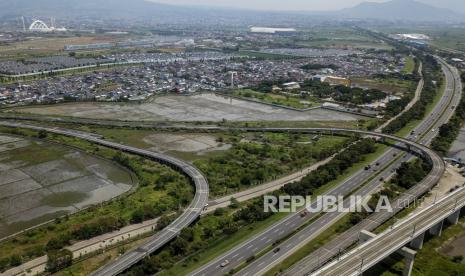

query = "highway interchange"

[283,57,463,276]
[0,57,461,276]
[190,58,462,276]
[0,121,210,276]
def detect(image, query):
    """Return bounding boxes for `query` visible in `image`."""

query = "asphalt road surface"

[190,58,460,276]
[0,121,209,276]
[284,58,462,276]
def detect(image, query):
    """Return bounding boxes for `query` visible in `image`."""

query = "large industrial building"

[250,27,297,34]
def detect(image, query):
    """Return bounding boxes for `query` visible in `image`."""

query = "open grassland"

[351,77,416,95]
[50,124,351,197]
[402,56,415,74]
[233,89,320,109]
[0,36,118,58]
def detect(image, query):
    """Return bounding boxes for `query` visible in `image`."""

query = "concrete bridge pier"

[399,247,417,276]
[446,210,460,225]
[429,221,443,237]
[410,232,425,250]
[405,144,411,152]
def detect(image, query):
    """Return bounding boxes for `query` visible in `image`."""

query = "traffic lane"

[236,150,410,276]
[319,187,465,275]
[288,61,460,276]
[241,63,456,275]
[192,131,439,276]
[238,105,448,275]
[192,147,405,276]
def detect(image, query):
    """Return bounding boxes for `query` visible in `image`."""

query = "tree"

[170,237,189,256]
[46,249,72,273]
[9,255,22,267]
[37,130,48,139]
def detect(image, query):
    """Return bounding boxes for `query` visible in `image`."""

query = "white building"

[250,27,297,34]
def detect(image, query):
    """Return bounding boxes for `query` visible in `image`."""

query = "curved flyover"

[0,121,209,276]
[0,122,444,275]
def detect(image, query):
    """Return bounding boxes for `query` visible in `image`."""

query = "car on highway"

[273,247,281,253]
[221,260,230,267]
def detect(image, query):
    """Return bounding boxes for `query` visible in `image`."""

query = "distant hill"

[0,0,189,19]
[337,0,463,22]
[0,0,461,25]
[0,0,314,27]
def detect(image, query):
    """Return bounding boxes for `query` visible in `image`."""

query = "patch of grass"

[402,56,415,74]
[52,236,152,276]
[368,216,465,276]
[232,89,320,109]
[163,142,386,275]
[160,211,289,276]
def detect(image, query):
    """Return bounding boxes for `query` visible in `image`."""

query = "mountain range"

[0,0,462,23]
[338,0,462,22]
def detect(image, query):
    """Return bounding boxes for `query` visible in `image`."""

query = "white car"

[221,260,230,267]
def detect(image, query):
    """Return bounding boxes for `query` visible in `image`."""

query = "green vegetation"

[46,249,73,273]
[283,139,377,196]
[368,215,465,276]
[222,120,370,130]
[402,56,416,74]
[352,77,417,95]
[383,54,443,134]
[266,158,430,275]
[264,214,355,276]
[124,138,382,275]
[431,72,465,154]
[0,127,192,273]
[42,123,353,198]
[122,197,279,275]
[251,79,387,106]
[195,133,351,196]
[233,89,318,109]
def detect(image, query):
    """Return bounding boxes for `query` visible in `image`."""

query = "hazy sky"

[149,0,462,12]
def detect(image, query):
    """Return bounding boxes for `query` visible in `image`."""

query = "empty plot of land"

[15,93,361,122]
[449,128,465,162]
[0,135,135,238]
[142,133,231,153]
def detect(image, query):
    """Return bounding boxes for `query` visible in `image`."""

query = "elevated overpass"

[314,185,465,276]
[0,121,209,276]
[0,121,444,276]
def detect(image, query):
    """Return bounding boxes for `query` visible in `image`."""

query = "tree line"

[431,71,465,154]
[383,54,442,134]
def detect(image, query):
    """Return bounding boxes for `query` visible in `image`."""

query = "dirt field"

[15,93,362,122]
[449,128,465,162]
[441,232,465,263]
[0,36,116,53]
[0,134,135,239]
[142,133,231,153]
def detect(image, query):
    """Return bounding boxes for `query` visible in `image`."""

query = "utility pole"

[21,16,26,32]
[230,71,237,89]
